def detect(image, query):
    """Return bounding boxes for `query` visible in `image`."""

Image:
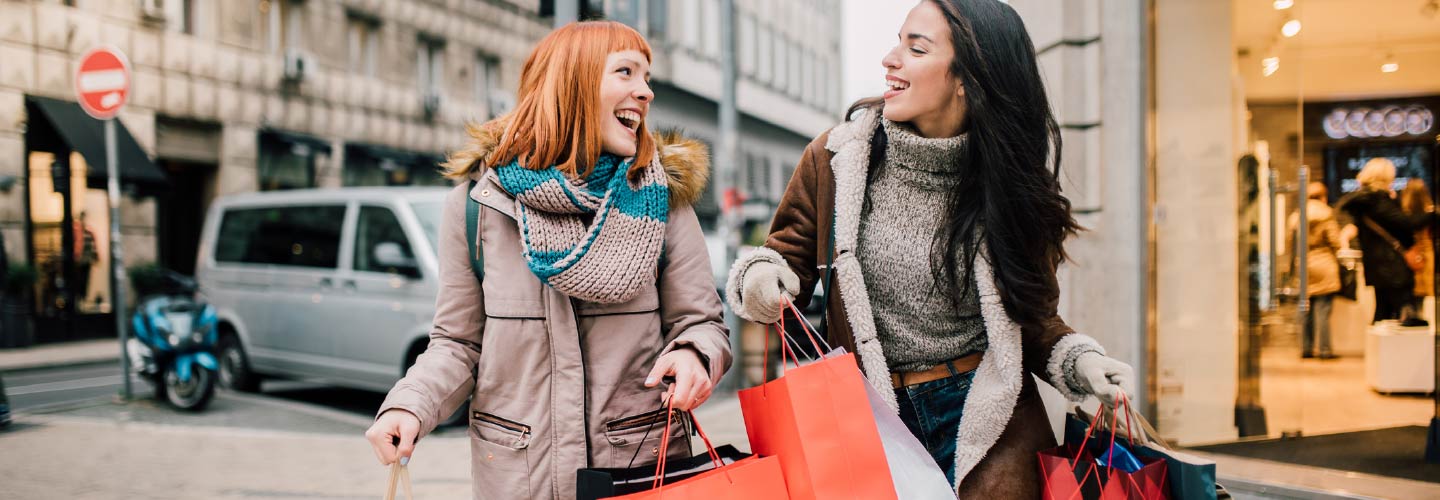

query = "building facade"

[589,0,845,237]
[0,0,842,344]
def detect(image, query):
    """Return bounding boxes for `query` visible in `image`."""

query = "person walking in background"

[0,177,11,292]
[1338,158,1436,322]
[1400,178,1434,318]
[726,0,1133,495]
[364,21,730,499]
[1290,182,1342,359]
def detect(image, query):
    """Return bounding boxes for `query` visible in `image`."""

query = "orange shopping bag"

[737,302,897,500]
[614,400,789,500]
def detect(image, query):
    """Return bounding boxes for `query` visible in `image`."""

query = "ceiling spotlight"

[1382,62,1399,73]
[1282,19,1302,37]
[1274,0,1294,10]
[1262,57,1280,76]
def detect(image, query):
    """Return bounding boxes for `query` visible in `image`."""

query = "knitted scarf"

[495,153,669,304]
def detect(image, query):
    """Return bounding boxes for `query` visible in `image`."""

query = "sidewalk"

[0,339,119,372]
[8,391,1440,499]
[5,340,1436,499]
[0,394,749,500]
[1,413,473,499]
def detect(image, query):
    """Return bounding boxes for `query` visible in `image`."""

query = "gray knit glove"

[740,261,800,324]
[1074,352,1136,407]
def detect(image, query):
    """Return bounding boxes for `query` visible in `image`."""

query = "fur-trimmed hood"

[442,114,711,208]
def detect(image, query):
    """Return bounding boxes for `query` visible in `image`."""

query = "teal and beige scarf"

[495,153,669,303]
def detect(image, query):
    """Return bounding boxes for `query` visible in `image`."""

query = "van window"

[409,201,442,252]
[354,206,417,275]
[215,205,346,268]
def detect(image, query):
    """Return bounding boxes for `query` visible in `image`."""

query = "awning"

[261,129,333,156]
[25,96,168,186]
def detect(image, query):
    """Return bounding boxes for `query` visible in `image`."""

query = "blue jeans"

[1304,294,1334,356]
[894,366,975,488]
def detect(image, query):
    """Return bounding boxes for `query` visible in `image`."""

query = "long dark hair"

[848,0,1080,325]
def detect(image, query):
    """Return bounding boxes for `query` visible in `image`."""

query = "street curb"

[0,356,122,375]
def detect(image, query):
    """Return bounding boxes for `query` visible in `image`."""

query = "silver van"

[195,187,450,396]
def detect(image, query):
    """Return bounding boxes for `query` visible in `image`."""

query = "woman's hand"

[645,348,713,411]
[1340,224,1358,248]
[365,409,421,466]
[740,261,800,324]
[1074,352,1136,407]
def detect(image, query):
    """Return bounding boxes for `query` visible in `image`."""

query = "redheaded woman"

[364,21,729,499]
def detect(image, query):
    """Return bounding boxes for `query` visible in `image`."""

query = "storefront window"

[259,131,327,191]
[1148,1,1440,477]
[342,155,398,187]
[343,145,448,187]
[409,156,449,186]
[27,151,113,316]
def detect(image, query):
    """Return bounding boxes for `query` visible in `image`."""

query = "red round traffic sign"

[75,46,131,120]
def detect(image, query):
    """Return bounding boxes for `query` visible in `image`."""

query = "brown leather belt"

[890,352,984,389]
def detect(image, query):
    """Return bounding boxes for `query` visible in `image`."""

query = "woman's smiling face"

[599,50,654,157]
[881,1,967,137]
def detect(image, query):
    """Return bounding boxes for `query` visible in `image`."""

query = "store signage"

[1322,104,1434,140]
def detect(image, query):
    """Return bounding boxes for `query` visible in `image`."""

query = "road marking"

[8,375,124,395]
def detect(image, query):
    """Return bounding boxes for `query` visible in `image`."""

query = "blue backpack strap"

[465,180,484,281]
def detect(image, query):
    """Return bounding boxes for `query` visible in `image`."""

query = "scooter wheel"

[164,366,216,411]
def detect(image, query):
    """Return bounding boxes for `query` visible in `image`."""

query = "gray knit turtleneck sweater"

[857,119,987,373]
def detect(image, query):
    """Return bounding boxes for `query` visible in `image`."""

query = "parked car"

[195,187,465,422]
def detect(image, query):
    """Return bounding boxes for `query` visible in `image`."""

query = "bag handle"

[759,298,839,396]
[1108,393,1157,498]
[784,298,832,355]
[1065,392,1142,499]
[649,398,733,494]
[762,309,799,389]
[383,461,414,500]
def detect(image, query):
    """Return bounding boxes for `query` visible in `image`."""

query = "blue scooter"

[127,271,219,411]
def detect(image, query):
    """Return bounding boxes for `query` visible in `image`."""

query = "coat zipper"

[606,408,675,433]
[473,411,531,437]
[572,297,593,467]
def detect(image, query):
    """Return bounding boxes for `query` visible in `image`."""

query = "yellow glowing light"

[1274,0,1294,10]
[1381,62,1399,73]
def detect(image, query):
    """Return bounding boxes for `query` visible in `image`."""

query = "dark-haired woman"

[725,0,1132,496]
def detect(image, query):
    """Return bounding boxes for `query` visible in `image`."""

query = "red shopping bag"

[615,400,789,499]
[1038,393,1169,500]
[737,303,897,500]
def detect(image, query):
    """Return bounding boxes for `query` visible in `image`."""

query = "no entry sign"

[75,46,130,120]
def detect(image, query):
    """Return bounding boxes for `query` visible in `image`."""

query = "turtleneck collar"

[882,119,968,173]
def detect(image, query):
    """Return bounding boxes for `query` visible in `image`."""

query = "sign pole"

[106,118,129,401]
[77,46,133,402]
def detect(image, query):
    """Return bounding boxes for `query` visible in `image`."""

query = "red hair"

[486,21,655,178]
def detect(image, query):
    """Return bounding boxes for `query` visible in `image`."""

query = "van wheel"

[218,334,261,392]
[405,345,469,427]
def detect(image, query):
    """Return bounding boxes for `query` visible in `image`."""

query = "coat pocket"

[601,409,690,466]
[470,411,531,473]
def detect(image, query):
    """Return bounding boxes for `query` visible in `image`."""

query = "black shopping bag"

[576,444,751,500]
